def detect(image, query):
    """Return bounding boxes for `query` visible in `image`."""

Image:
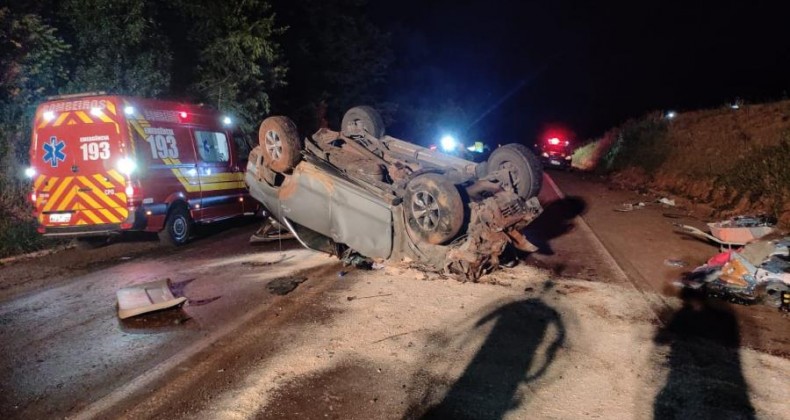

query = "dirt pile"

[574,101,790,226]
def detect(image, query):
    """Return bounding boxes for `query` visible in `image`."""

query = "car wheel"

[159,204,192,246]
[258,116,302,173]
[341,106,385,138]
[487,143,543,199]
[405,173,465,245]
[762,281,789,308]
[74,236,108,250]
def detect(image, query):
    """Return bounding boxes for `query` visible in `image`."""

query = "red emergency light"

[548,137,561,145]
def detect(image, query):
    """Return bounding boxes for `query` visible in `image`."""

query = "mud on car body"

[245,106,544,281]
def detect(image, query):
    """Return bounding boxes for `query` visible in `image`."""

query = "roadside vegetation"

[0,0,390,258]
[573,101,790,226]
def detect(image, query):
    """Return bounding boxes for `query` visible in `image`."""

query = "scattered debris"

[664,259,688,268]
[679,236,790,310]
[116,278,187,319]
[241,254,291,267]
[676,215,778,247]
[346,293,393,301]
[372,329,423,344]
[338,271,347,278]
[186,296,222,306]
[341,250,373,269]
[249,219,295,243]
[662,212,698,220]
[615,202,646,212]
[371,262,385,270]
[657,197,676,206]
[267,276,308,295]
[709,215,777,244]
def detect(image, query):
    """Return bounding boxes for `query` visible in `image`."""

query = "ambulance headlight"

[124,106,135,115]
[117,158,137,175]
[222,116,232,126]
[43,111,55,122]
[25,167,36,178]
[90,107,102,117]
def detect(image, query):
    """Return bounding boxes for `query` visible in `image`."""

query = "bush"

[0,176,53,259]
[600,116,669,174]
[717,134,790,216]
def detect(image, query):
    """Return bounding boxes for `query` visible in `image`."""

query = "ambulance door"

[193,130,244,220]
[32,99,130,230]
[130,120,200,227]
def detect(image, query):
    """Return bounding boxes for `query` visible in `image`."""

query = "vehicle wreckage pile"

[245,106,544,281]
[681,235,790,311]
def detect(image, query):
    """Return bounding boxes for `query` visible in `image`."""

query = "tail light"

[125,181,143,208]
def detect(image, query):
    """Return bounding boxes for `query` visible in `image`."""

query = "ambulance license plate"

[49,213,72,223]
[550,159,561,166]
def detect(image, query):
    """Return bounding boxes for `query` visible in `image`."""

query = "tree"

[60,0,172,97]
[171,0,287,134]
[0,7,69,203]
[271,0,392,132]
[0,7,69,253]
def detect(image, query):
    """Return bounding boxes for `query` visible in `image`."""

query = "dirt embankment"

[574,100,790,227]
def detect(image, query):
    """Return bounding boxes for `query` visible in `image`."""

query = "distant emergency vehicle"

[27,93,256,246]
[535,137,573,169]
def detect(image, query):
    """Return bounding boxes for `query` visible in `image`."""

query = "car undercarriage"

[245,106,544,281]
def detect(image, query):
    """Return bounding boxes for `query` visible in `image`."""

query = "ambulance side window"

[194,131,229,163]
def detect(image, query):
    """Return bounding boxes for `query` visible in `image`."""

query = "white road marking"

[543,173,667,324]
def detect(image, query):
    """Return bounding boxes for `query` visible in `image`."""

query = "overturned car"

[245,106,544,281]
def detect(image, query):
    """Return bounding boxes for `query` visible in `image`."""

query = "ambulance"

[27,93,256,247]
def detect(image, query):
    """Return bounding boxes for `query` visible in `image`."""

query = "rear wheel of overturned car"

[159,204,192,247]
[405,173,465,245]
[487,143,543,199]
[341,106,385,138]
[258,116,302,173]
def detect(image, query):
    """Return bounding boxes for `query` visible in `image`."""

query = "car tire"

[159,204,192,247]
[762,281,789,308]
[487,143,543,199]
[405,173,465,245]
[74,236,108,250]
[258,116,302,173]
[341,106,385,138]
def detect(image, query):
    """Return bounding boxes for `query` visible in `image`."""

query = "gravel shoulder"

[105,263,787,420]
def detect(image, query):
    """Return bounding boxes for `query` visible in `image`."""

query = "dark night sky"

[370,0,790,144]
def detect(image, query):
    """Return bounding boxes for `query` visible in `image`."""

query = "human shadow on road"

[415,283,566,419]
[522,196,586,256]
[653,288,755,419]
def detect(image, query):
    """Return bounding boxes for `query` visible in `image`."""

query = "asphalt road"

[0,220,339,418]
[0,171,786,419]
[546,169,789,356]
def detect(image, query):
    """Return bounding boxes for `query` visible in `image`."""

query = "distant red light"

[179,111,188,119]
[548,137,561,145]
